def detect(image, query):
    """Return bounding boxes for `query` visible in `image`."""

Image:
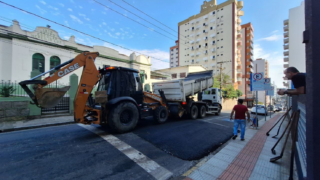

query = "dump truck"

[19,52,170,133]
[152,71,222,119]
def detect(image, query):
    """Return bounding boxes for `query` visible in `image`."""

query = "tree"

[213,74,242,99]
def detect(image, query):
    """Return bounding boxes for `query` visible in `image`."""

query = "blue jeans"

[234,119,246,139]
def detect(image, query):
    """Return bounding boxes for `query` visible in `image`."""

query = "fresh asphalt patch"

[132,119,234,161]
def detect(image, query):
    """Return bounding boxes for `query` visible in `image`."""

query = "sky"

[0,0,304,88]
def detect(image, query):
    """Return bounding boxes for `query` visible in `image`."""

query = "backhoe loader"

[19,52,169,133]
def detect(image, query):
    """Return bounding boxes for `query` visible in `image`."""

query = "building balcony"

[237,57,241,62]
[246,67,252,72]
[284,32,288,37]
[237,64,242,69]
[237,41,242,46]
[246,80,251,85]
[246,74,250,78]
[238,11,244,16]
[237,18,241,24]
[284,44,289,50]
[284,38,289,44]
[284,51,289,56]
[237,34,242,39]
[237,81,242,85]
[237,1,243,9]
[284,19,289,26]
[284,64,289,68]
[237,49,241,54]
[284,26,289,32]
[284,57,289,62]
[237,26,241,31]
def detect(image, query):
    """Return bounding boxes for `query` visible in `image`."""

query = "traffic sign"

[267,86,275,96]
[251,72,265,91]
[264,78,272,90]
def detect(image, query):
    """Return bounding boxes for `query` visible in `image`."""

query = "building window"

[32,53,45,73]
[221,54,223,56]
[205,43,208,46]
[172,74,177,79]
[212,11,215,14]
[180,72,186,78]
[217,47,219,49]
[210,27,213,30]
[50,56,61,74]
[221,46,223,48]
[212,41,215,44]
[221,31,223,33]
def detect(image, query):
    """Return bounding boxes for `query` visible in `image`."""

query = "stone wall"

[0,98,30,121]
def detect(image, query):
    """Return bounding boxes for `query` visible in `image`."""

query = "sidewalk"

[183,113,298,180]
[0,116,74,132]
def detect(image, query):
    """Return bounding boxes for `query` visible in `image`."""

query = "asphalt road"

[0,110,276,180]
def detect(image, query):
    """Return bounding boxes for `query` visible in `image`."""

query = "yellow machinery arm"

[19,52,101,124]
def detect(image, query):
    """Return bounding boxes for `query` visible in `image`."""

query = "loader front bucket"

[35,86,70,108]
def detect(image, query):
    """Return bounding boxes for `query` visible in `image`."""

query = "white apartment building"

[283,1,305,88]
[169,40,179,68]
[253,58,270,105]
[177,0,244,89]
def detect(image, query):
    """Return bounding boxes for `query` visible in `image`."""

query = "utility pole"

[216,60,231,99]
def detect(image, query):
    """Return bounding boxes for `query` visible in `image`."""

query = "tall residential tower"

[177,0,244,88]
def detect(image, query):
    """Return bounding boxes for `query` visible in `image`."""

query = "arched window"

[32,53,45,73]
[50,56,61,69]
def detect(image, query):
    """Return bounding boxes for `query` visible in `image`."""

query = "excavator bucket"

[35,86,70,108]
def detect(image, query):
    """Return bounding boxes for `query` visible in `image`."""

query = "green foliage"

[214,74,243,99]
[0,85,16,97]
[236,89,243,97]
[258,101,264,104]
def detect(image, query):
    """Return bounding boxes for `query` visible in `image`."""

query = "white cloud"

[58,3,64,7]
[101,43,169,70]
[144,34,147,36]
[35,5,47,14]
[115,32,121,36]
[48,5,59,11]
[78,13,90,21]
[115,21,119,24]
[102,22,107,26]
[69,15,83,24]
[68,8,73,12]
[64,21,70,27]
[70,0,75,3]
[79,6,83,9]
[257,34,282,42]
[108,33,118,39]
[99,24,102,28]
[110,28,115,31]
[101,11,107,15]
[271,30,278,34]
[39,0,46,5]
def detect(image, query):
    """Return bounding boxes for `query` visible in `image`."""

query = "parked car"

[267,105,274,111]
[251,105,268,116]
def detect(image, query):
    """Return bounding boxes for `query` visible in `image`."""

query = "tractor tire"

[189,105,198,119]
[198,105,206,118]
[153,106,168,124]
[108,102,139,133]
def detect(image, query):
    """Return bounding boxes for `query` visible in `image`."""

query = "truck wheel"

[108,102,139,133]
[153,106,168,123]
[198,105,206,118]
[189,105,198,119]
[215,105,221,116]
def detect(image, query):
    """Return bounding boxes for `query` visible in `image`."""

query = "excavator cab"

[96,66,144,105]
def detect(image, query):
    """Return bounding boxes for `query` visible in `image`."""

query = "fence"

[288,94,307,179]
[0,80,70,115]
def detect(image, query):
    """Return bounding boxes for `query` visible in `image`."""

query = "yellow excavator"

[19,52,169,133]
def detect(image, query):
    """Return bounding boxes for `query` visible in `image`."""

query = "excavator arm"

[20,52,101,124]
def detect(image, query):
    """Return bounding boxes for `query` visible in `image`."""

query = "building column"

[305,0,320,179]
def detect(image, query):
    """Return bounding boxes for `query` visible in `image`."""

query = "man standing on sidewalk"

[230,99,250,141]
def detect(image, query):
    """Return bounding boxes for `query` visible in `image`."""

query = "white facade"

[177,0,243,88]
[0,20,152,89]
[283,1,306,88]
[170,40,179,68]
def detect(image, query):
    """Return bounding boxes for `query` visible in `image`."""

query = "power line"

[0,0,169,63]
[93,0,176,41]
[102,0,177,38]
[120,0,193,44]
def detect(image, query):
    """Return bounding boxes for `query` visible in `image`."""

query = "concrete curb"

[0,121,75,133]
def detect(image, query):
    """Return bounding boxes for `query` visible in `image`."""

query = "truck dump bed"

[152,70,213,102]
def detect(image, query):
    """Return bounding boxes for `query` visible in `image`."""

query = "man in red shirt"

[230,99,250,141]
